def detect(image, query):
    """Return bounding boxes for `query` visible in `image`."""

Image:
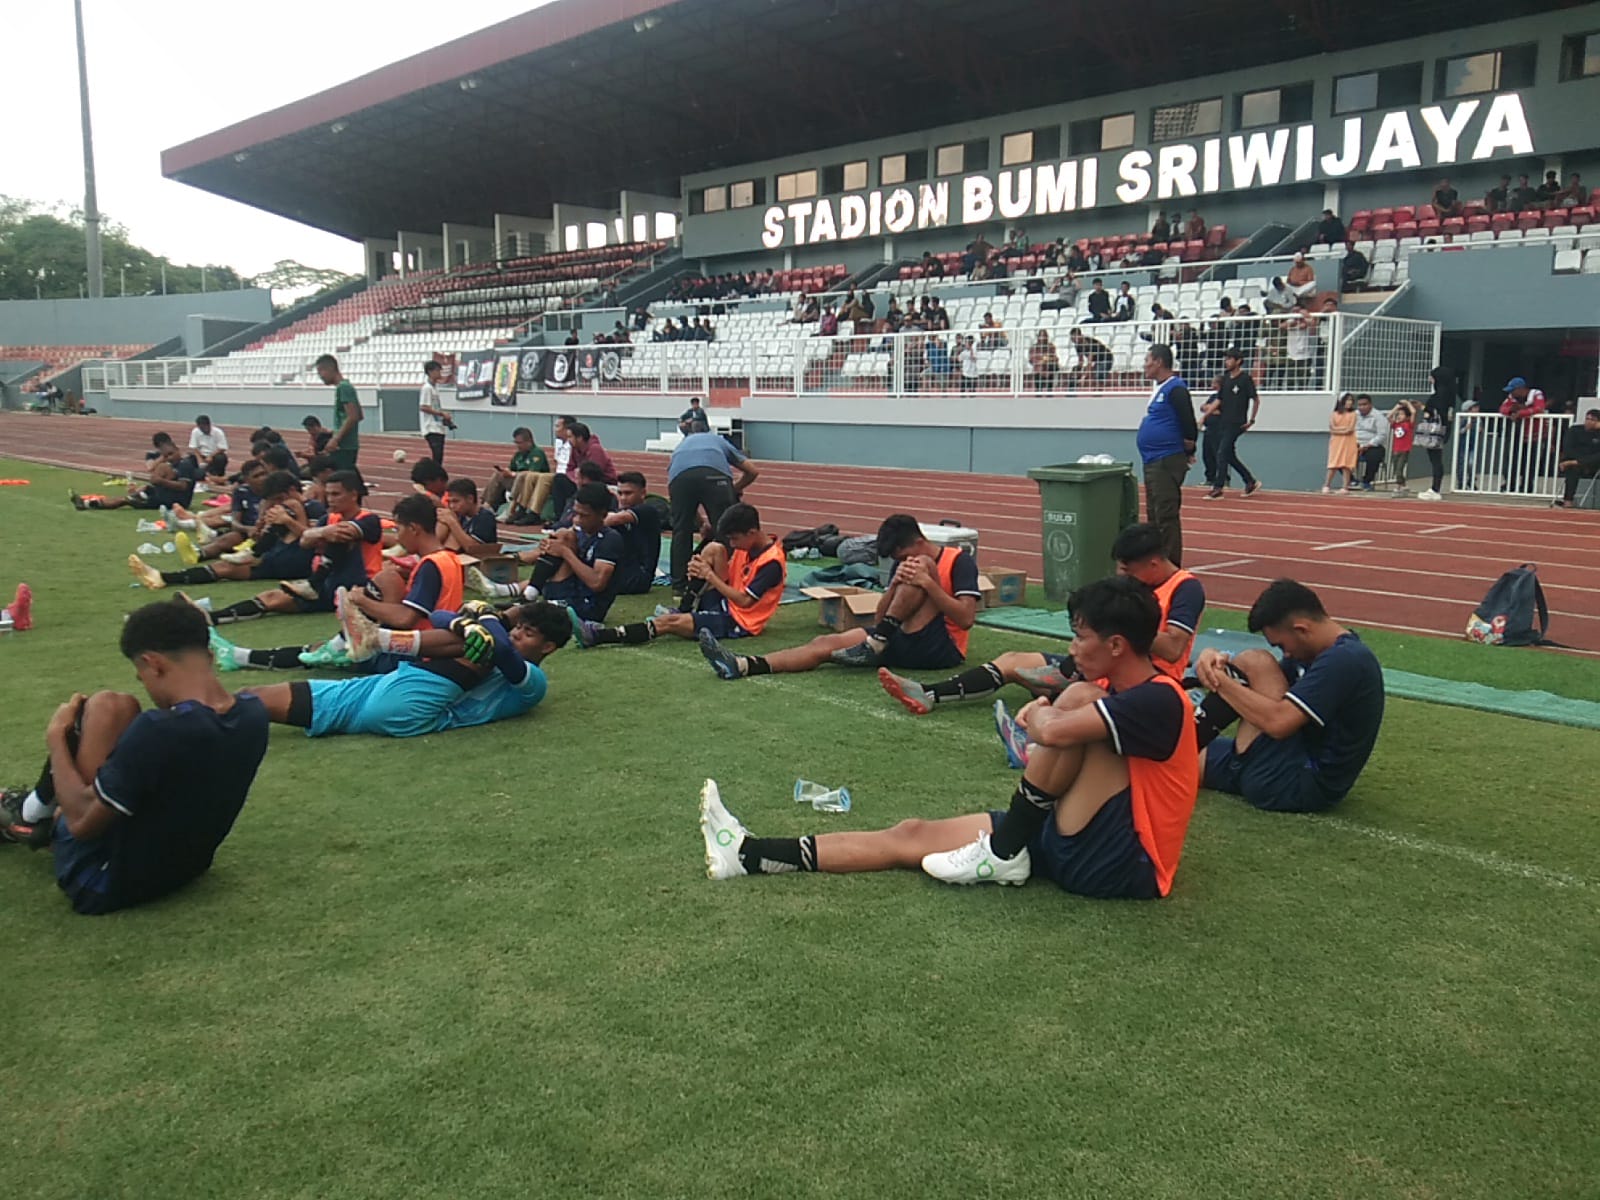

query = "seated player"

[435,478,498,556]
[576,503,785,648]
[1194,578,1383,812]
[131,470,315,588]
[172,459,271,559]
[880,522,1204,717]
[548,459,615,529]
[0,601,269,915]
[191,470,383,624]
[71,439,195,511]
[698,576,1200,899]
[606,471,664,594]
[236,602,569,738]
[469,482,622,622]
[298,415,334,464]
[411,458,449,500]
[699,513,979,681]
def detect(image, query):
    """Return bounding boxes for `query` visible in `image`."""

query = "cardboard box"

[800,585,883,631]
[983,567,1028,607]
[458,552,520,584]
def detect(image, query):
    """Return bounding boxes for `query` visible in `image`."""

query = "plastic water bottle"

[794,779,851,813]
[162,542,177,554]
[136,542,162,555]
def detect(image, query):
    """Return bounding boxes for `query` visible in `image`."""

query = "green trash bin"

[1025,463,1140,601]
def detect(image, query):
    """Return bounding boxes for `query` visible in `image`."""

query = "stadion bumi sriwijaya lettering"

[759,93,1535,249]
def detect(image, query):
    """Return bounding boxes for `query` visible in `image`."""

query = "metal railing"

[1452,411,1574,500]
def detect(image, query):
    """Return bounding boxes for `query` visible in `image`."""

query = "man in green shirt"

[315,354,362,471]
[485,425,554,524]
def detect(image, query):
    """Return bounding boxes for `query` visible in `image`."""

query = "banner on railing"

[491,351,521,407]
[541,348,577,391]
[455,351,495,402]
[430,352,457,385]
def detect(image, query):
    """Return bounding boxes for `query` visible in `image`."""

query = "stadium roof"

[162,0,1588,242]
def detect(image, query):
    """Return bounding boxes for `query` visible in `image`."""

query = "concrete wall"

[0,290,272,347]
[680,6,1600,260]
[1394,243,1600,329]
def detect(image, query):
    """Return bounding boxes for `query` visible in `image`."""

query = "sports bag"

[835,535,878,565]
[1465,563,1549,646]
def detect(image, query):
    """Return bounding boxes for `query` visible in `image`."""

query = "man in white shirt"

[1353,394,1391,492]
[418,360,453,465]
[956,335,980,392]
[187,415,229,478]
[552,414,574,479]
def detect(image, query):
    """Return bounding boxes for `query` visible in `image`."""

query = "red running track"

[5,412,1598,653]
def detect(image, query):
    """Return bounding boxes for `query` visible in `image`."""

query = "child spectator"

[1324,394,1358,493]
[1388,402,1415,493]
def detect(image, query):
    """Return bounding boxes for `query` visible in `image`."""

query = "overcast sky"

[1,0,550,278]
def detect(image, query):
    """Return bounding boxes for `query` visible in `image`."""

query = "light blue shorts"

[307,663,464,738]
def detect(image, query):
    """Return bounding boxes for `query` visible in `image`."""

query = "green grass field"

[2,458,1596,1199]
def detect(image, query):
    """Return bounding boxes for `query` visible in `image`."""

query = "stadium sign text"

[758,93,1533,249]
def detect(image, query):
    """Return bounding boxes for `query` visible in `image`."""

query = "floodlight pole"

[75,0,104,299]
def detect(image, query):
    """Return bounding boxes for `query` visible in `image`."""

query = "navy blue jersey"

[56,697,269,911]
[321,512,384,590]
[614,503,664,582]
[577,526,625,604]
[463,507,498,545]
[1282,633,1385,806]
[232,485,263,527]
[1164,577,1206,634]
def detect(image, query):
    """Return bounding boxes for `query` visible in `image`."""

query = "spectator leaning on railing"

[1499,376,1548,493]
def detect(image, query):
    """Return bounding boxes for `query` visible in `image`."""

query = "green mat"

[972,614,1600,731]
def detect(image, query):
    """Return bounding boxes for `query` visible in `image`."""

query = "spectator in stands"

[1536,170,1563,207]
[1316,209,1345,245]
[1185,211,1207,241]
[695,318,715,342]
[564,330,581,346]
[612,321,631,343]
[1554,409,1600,508]
[487,427,553,524]
[978,312,1007,349]
[1511,174,1538,210]
[1287,252,1316,299]
[1324,394,1359,493]
[885,297,904,331]
[1066,242,1089,272]
[1116,246,1142,270]
[1559,172,1589,208]
[794,294,820,324]
[1263,277,1296,314]
[1285,306,1319,389]
[1029,331,1060,391]
[921,252,946,279]
[1112,281,1136,322]
[1151,213,1171,242]
[955,336,979,392]
[1086,279,1111,321]
[1431,178,1463,219]
[923,334,954,390]
[1085,247,1104,272]
[632,307,650,331]
[187,415,229,479]
[1485,175,1511,214]
[1341,241,1369,292]
[818,306,840,337]
[1069,327,1112,387]
[313,354,362,472]
[962,232,993,275]
[1353,394,1390,492]
[1499,376,1548,493]
[1045,270,1080,311]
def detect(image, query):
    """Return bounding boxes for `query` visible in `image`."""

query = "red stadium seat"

[1516,211,1542,230]
[1490,213,1514,231]
[1395,222,1419,238]
[1570,207,1594,229]
[1542,209,1568,229]
[1465,215,1491,233]
[1205,225,1227,247]
[1418,220,1442,238]
[1371,223,1395,239]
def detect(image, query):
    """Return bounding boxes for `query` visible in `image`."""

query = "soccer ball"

[393,449,408,463]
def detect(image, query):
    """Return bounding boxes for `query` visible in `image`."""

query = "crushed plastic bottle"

[135,518,167,533]
[162,542,177,554]
[136,542,162,555]
[794,778,851,813]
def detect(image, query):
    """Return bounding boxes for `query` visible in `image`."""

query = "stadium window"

[563,224,581,251]
[1100,113,1135,150]
[729,180,758,209]
[1236,82,1312,129]
[1436,44,1536,99]
[880,153,907,185]
[1334,62,1422,114]
[700,185,728,214]
[843,160,868,190]
[631,213,648,242]
[1151,98,1221,141]
[585,222,608,249]
[1561,32,1600,80]
[935,143,965,176]
[654,212,677,240]
[776,169,818,202]
[1002,131,1034,166]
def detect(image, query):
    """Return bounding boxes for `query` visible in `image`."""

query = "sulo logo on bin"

[1046,530,1076,563]
[1043,511,1077,525]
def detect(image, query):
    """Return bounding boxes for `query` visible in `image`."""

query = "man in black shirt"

[607,471,666,592]
[1316,209,1346,245]
[1510,174,1538,210]
[1341,242,1369,292]
[1536,170,1562,207]
[1431,178,1462,219]
[1484,175,1511,214]
[1085,278,1111,321]
[1554,408,1600,508]
[1204,347,1262,500]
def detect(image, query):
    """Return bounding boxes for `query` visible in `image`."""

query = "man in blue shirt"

[1136,344,1198,566]
[0,601,269,914]
[1193,578,1385,812]
[667,420,760,596]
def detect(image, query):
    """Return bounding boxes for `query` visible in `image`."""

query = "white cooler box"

[878,521,980,582]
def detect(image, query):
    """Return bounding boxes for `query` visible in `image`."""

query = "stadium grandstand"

[11,0,1600,495]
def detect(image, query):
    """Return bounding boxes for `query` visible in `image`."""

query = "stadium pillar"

[493,214,553,260]
[397,231,445,277]
[74,0,103,299]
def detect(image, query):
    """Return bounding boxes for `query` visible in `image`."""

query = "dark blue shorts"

[251,544,315,580]
[1204,733,1335,812]
[540,578,615,623]
[690,597,747,640]
[881,619,964,670]
[990,788,1160,900]
[52,820,120,915]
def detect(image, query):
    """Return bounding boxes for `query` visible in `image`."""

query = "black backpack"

[782,523,840,553]
[1466,563,1550,646]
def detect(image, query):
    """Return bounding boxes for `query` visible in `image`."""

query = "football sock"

[481,579,522,598]
[377,629,423,656]
[160,566,217,585]
[30,755,55,804]
[928,663,1005,703]
[592,621,654,646]
[742,655,770,677]
[528,556,561,591]
[739,835,817,875]
[867,614,902,649]
[22,792,54,823]
[211,598,268,623]
[247,646,309,669]
[1193,692,1239,749]
[988,778,1057,860]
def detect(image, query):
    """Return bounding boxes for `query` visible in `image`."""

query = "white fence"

[1452,411,1573,501]
[90,313,1440,404]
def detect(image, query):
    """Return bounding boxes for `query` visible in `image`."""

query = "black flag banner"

[455,350,495,402]
[542,347,577,390]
